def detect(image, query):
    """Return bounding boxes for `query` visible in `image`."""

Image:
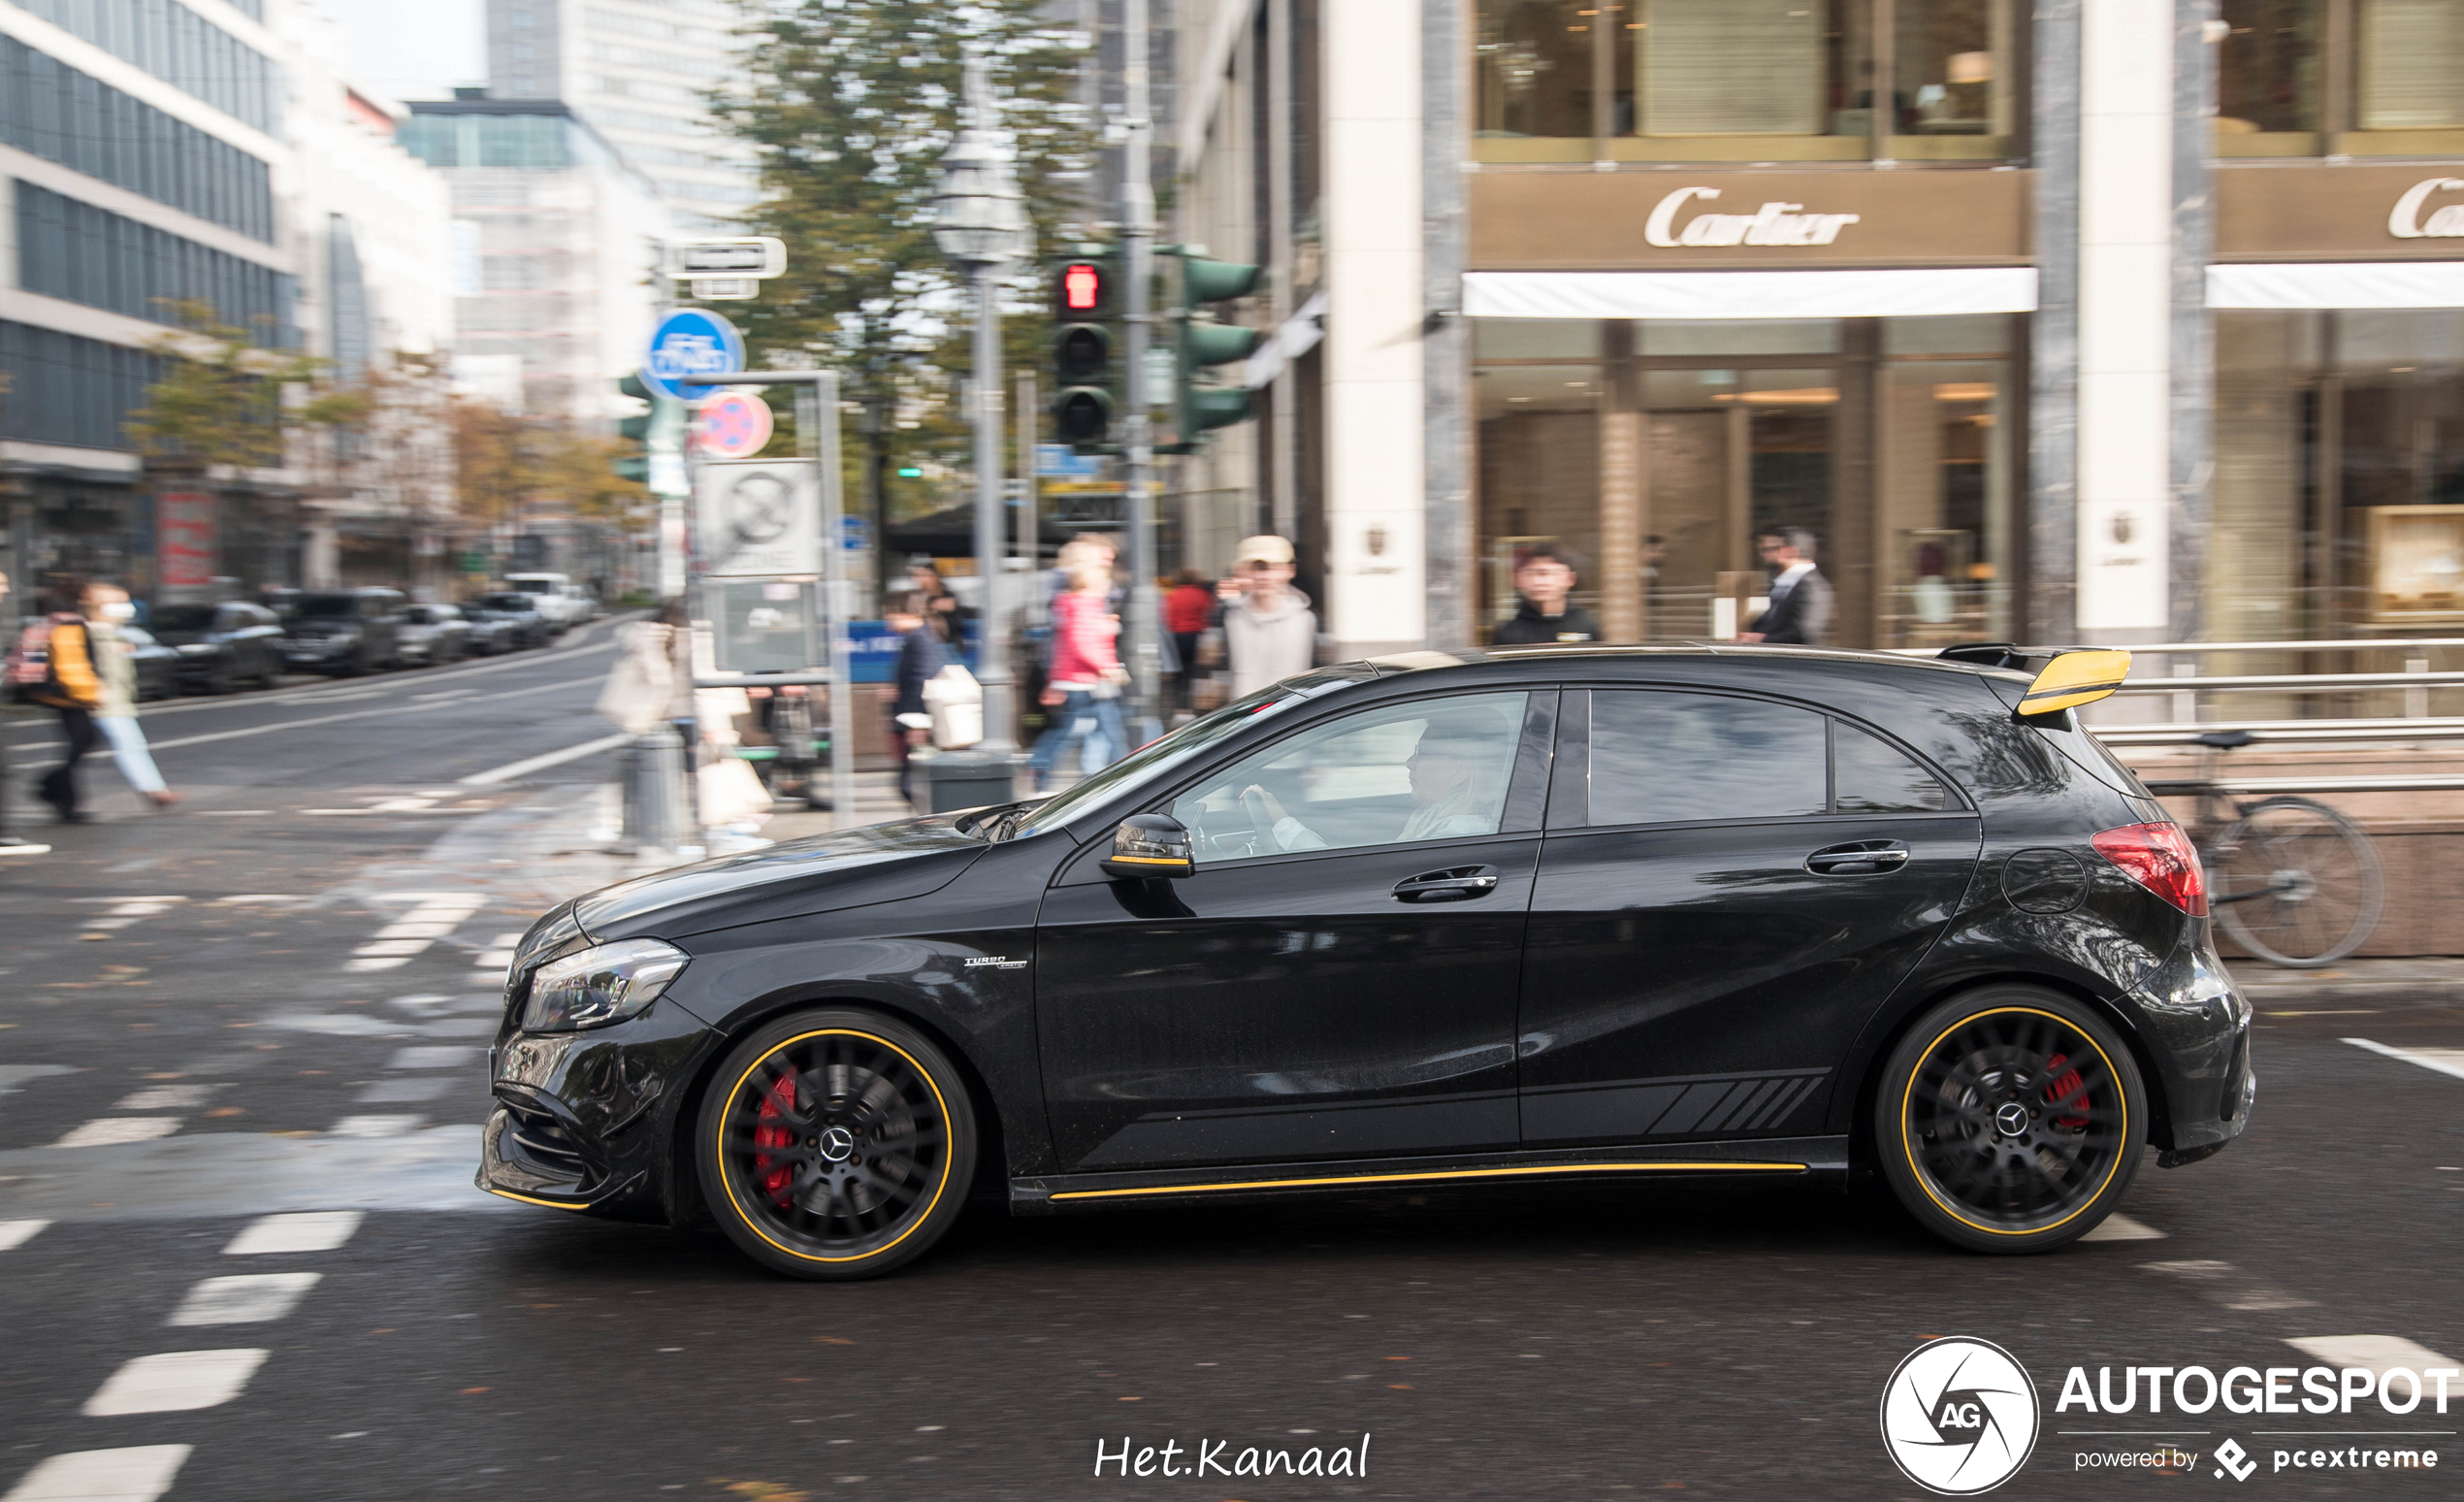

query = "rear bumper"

[2120,932,2253,1159]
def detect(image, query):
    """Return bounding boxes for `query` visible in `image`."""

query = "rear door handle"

[1392,865,1501,902]
[1806,840,1909,876]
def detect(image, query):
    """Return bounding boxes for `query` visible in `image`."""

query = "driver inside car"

[1236,704,1516,853]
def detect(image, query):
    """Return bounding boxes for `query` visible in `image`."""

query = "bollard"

[622,730,691,852]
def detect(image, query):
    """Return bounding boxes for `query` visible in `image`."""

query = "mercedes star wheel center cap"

[819,1126,857,1162]
[1994,1101,2032,1137]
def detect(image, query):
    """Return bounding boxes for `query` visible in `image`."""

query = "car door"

[1517,689,1982,1148]
[1034,689,1553,1173]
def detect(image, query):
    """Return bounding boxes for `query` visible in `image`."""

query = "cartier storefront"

[1466,166,2035,651]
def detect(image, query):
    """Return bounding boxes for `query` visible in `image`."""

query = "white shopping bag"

[924,663,984,749]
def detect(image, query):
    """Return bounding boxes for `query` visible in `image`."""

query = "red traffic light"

[1061,261,1105,313]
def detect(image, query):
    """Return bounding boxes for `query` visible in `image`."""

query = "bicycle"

[2140,729,2385,968]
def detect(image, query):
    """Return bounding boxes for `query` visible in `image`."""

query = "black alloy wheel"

[1875,986,2146,1254]
[697,1008,977,1280]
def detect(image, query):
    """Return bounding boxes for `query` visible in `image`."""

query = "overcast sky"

[309,0,485,106]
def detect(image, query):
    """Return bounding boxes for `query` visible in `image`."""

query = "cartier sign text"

[1643,186,1862,248]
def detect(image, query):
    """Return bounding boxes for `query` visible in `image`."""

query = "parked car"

[468,593,553,650]
[478,643,2252,1280]
[146,602,284,693]
[118,625,181,702]
[504,573,595,631]
[397,604,472,667]
[279,589,405,675]
[455,606,520,657]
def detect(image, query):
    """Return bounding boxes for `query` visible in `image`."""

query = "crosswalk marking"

[222,1211,362,1256]
[2343,1036,2464,1083]
[355,1078,449,1103]
[0,1445,191,1502]
[111,1085,215,1112]
[0,1220,51,1252]
[2140,1258,2318,1311]
[70,897,187,938]
[81,1350,269,1416]
[329,1115,426,1138]
[345,893,487,971]
[2285,1334,2464,1379]
[51,1119,181,1150]
[166,1273,323,1327]
[2081,1212,2166,1242]
[386,1046,477,1070]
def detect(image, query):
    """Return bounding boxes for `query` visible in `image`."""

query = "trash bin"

[917,748,1018,813]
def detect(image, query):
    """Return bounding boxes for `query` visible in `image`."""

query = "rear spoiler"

[1935,641,2131,717]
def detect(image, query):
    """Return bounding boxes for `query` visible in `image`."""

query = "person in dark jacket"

[1738,527,1835,645]
[881,590,947,811]
[1490,542,1602,646]
[0,569,49,854]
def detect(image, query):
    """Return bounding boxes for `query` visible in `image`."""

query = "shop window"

[1892,0,2018,160]
[1475,0,1597,161]
[2218,0,2464,155]
[2217,0,2322,155]
[1475,320,1602,359]
[1475,363,1603,630]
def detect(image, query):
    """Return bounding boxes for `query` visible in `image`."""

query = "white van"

[503,572,598,629]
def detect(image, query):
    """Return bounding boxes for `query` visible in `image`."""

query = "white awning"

[2207,261,2464,309]
[1461,267,2039,320]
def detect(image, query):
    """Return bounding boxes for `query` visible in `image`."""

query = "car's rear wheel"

[696,1009,976,1280]
[1876,986,2145,1254]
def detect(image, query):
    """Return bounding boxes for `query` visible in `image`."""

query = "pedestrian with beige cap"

[1219,534,1318,698]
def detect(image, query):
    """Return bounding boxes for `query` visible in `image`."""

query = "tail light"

[2091,822,2208,916]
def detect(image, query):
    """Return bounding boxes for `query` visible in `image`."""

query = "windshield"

[151,606,218,631]
[295,595,358,619]
[482,595,533,610]
[1011,666,1379,837]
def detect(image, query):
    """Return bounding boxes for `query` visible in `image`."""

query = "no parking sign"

[697,389,774,459]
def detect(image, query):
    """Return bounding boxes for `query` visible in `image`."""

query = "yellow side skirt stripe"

[1050,1159,1808,1202]
[484,1187,592,1211]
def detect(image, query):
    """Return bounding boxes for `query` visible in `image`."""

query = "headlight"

[518,937,688,1031]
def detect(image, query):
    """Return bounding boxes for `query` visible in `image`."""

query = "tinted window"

[1588,692,1827,826]
[295,594,356,618]
[152,605,216,631]
[1170,691,1529,862]
[1833,722,1948,812]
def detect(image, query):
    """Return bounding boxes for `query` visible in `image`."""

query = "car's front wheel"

[1876,986,2146,1254]
[696,1008,977,1280]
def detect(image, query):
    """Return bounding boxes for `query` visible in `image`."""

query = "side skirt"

[1007,1135,1848,1215]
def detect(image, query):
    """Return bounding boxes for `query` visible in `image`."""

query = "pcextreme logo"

[1880,1338,2042,1495]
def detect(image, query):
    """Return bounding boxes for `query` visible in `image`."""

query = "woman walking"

[27,577,102,822]
[1026,557,1127,792]
[88,584,179,810]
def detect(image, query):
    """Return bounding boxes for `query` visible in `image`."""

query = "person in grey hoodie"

[1220,535,1317,699]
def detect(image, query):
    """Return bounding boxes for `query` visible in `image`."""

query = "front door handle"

[1805,840,1909,876]
[1392,865,1500,902]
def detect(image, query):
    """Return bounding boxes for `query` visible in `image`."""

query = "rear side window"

[1833,721,1949,812]
[1589,692,1828,826]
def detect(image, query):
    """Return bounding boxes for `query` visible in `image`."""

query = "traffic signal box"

[1051,253,1119,453]
[615,373,656,482]
[1164,249,1263,453]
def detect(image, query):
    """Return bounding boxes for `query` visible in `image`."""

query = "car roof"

[1363,642,2026,688]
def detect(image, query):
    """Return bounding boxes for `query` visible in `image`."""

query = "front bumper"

[475,1000,722,1224]
[2121,933,2254,1160]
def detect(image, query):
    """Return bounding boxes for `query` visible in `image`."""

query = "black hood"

[572,814,991,941]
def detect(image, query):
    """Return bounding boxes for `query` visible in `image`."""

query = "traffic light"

[614,373,654,482]
[1167,250,1264,449]
[1051,252,1119,452]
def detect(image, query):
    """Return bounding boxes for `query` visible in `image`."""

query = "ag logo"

[1880,1337,2040,1494]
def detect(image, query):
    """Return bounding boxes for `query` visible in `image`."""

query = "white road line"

[0,1220,51,1252]
[222,1211,362,1256]
[2285,1334,2464,1379]
[0,1445,192,1502]
[373,920,462,939]
[2343,1036,2464,1083]
[2081,1212,2167,1242]
[342,956,410,972]
[330,1115,426,1138]
[166,1272,323,1327]
[112,1085,217,1111]
[387,1046,477,1070]
[81,1350,268,1416]
[144,672,604,753]
[51,1119,181,1149]
[2140,1258,2318,1311]
[458,731,632,786]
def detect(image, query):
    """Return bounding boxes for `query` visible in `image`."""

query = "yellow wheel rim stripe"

[1899,1005,2127,1237]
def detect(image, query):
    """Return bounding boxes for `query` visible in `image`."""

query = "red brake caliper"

[751,1075,799,1202]
[2043,1053,2091,1129]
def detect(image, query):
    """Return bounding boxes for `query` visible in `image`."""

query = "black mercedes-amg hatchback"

[479,644,2252,1278]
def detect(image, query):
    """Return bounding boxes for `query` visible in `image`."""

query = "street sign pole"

[1121,0,1163,745]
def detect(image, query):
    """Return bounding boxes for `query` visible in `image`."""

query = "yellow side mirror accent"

[2018,648,2131,716]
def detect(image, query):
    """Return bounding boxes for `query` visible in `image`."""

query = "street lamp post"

[930,49,1032,757]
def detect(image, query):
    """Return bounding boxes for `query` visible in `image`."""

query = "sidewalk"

[2227,957,2464,1007]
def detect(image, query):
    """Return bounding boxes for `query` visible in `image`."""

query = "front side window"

[1169,693,1531,863]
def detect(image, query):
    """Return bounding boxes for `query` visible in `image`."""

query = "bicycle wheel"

[2210,797,2383,968]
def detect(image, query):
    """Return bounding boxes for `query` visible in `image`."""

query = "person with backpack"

[0,569,51,855]
[23,576,102,823]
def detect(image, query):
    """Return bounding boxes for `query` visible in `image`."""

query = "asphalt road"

[1,640,2459,1501]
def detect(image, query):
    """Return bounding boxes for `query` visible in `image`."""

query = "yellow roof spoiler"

[2017,648,2131,716]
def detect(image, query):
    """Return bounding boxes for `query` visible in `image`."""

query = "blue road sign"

[641,309,745,403]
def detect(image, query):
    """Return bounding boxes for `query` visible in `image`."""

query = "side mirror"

[1100,813,1194,879]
